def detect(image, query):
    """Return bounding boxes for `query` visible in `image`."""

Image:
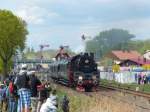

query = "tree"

[128,39,150,54]
[86,29,135,59]
[0,10,28,78]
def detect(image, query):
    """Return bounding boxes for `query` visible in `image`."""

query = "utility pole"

[39,44,49,63]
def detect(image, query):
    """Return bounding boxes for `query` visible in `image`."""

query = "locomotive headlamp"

[79,76,83,80]
[93,80,98,85]
[85,59,89,63]
[92,75,97,80]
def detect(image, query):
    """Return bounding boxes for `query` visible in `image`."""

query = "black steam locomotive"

[49,51,99,91]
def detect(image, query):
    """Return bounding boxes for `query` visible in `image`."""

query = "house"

[119,58,150,66]
[107,50,142,64]
[143,50,150,60]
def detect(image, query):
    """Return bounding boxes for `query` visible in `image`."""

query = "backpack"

[9,82,14,94]
[9,81,17,96]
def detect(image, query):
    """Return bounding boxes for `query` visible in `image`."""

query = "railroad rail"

[99,84,150,99]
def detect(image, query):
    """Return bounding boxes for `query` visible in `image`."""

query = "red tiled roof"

[129,58,150,65]
[111,50,141,60]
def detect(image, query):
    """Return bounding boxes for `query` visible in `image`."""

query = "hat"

[27,71,36,75]
[21,64,28,69]
[19,70,27,75]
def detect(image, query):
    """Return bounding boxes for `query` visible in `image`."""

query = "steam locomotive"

[49,48,99,91]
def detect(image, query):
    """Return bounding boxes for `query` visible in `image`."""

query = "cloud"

[1,0,150,51]
[15,5,45,25]
[79,17,150,39]
[108,18,150,39]
[14,2,60,25]
[47,12,60,18]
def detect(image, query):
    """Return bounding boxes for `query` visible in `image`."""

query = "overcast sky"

[0,0,150,52]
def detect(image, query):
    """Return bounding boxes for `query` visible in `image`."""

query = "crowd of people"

[0,64,70,112]
[136,72,150,85]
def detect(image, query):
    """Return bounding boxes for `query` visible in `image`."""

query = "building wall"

[143,51,150,60]
[119,60,140,66]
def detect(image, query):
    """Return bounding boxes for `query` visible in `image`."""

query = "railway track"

[50,78,150,99]
[99,84,150,99]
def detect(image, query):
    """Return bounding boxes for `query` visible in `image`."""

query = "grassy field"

[100,79,150,93]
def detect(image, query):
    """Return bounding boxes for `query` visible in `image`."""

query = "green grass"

[54,84,135,112]
[100,79,150,93]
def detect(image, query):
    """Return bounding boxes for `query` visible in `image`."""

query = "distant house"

[119,58,150,66]
[143,50,150,60]
[107,50,142,64]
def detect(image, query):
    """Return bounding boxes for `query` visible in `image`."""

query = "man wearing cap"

[15,64,31,112]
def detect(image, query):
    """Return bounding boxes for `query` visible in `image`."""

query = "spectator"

[50,89,58,107]
[147,73,150,84]
[141,72,145,84]
[40,98,57,112]
[138,73,142,84]
[29,71,41,97]
[6,77,18,112]
[0,83,6,112]
[36,82,52,112]
[143,75,148,84]
[2,79,9,112]
[15,64,31,112]
[61,95,69,112]
[45,82,52,97]
[134,73,138,83]
[36,84,47,112]
[29,71,41,112]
